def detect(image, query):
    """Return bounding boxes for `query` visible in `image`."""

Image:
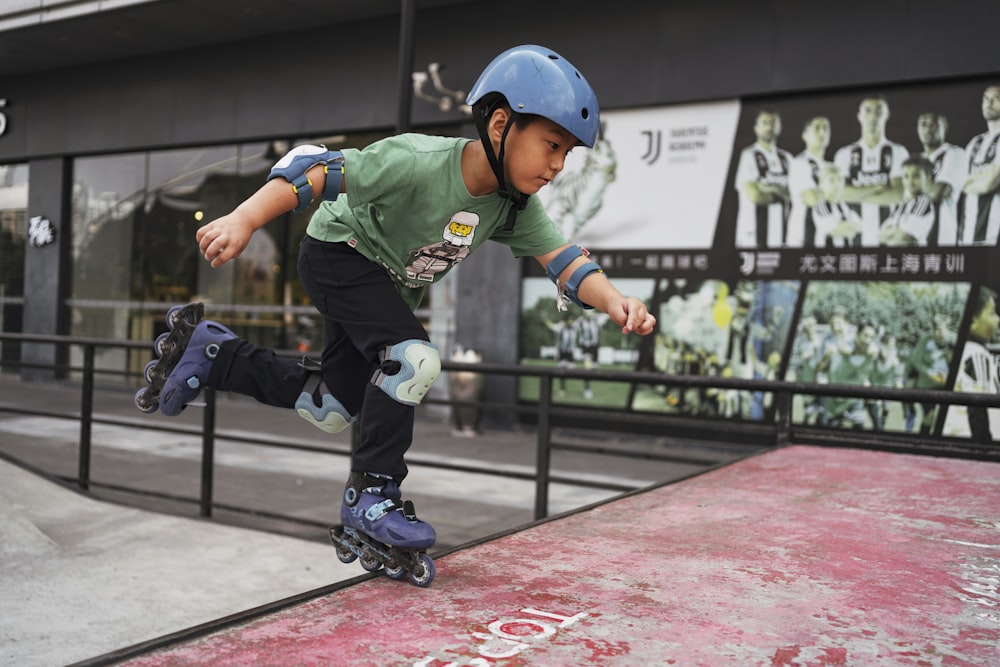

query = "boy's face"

[818,168,843,198]
[970,296,999,342]
[901,164,929,196]
[855,326,876,353]
[503,116,578,195]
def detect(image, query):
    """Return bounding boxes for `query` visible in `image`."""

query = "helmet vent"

[581,108,589,120]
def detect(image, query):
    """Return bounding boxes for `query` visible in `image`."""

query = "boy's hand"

[196,213,254,268]
[609,297,656,336]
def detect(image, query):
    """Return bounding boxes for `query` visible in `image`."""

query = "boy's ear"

[487,106,511,145]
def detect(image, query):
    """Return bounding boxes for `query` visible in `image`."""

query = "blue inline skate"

[134,302,237,415]
[329,472,437,587]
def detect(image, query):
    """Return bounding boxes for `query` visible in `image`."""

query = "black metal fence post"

[200,388,216,517]
[534,374,553,521]
[78,343,95,491]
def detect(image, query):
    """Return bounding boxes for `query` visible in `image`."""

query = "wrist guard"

[545,244,603,309]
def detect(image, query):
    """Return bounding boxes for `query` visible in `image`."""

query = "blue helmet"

[466,45,600,147]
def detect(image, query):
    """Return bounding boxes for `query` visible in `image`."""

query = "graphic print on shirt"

[405,211,480,282]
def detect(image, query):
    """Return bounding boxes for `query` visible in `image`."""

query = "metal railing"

[1,331,998,527]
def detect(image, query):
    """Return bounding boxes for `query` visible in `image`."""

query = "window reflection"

[68,141,331,378]
[0,163,28,372]
[63,126,461,381]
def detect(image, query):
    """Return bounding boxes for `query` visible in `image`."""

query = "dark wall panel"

[2,0,999,162]
[901,0,1000,81]
[772,0,908,93]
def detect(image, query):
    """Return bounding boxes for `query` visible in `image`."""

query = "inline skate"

[329,472,437,587]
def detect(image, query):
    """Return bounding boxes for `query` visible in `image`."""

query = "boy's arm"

[535,245,656,336]
[197,163,330,268]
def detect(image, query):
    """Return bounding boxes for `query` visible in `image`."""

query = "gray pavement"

[0,373,754,666]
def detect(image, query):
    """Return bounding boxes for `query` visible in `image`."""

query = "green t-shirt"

[305,134,566,309]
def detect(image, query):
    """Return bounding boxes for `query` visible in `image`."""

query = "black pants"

[207,236,430,480]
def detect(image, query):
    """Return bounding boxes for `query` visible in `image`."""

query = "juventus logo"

[641,130,661,165]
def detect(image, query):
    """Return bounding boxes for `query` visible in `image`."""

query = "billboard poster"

[519,78,1000,442]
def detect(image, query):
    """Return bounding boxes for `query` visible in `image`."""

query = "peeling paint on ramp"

[118,446,1000,666]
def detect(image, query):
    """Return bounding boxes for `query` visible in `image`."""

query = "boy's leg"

[298,237,436,548]
[207,340,315,407]
[299,237,431,477]
[158,320,359,431]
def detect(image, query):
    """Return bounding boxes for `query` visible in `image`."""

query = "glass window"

[64,124,463,381]
[73,153,145,311]
[0,162,27,372]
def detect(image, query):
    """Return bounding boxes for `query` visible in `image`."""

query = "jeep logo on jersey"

[28,216,56,248]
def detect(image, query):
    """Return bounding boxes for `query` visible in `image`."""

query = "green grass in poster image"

[629,382,744,415]
[517,359,633,408]
[792,395,922,434]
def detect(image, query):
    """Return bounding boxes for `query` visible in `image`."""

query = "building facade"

[1,0,998,415]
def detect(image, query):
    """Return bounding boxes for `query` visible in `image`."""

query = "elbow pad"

[267,145,345,212]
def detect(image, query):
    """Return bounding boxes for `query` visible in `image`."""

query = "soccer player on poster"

[916,111,965,245]
[734,109,793,248]
[787,115,832,248]
[833,94,909,246]
[957,85,1000,246]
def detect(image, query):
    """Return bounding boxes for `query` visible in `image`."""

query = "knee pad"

[371,339,441,406]
[295,372,356,433]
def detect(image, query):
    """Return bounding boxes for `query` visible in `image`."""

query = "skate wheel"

[134,387,159,414]
[143,359,159,384]
[335,545,357,564]
[409,553,435,587]
[165,305,186,330]
[385,562,407,581]
[333,539,357,564]
[154,332,171,357]
[360,550,381,572]
[329,527,358,564]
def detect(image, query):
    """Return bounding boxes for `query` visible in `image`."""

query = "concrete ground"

[0,374,750,666]
[0,457,355,667]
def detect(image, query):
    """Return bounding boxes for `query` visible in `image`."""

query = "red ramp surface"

[117,446,999,666]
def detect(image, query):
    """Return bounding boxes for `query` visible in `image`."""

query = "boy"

[811,163,863,247]
[138,45,656,582]
[878,156,936,246]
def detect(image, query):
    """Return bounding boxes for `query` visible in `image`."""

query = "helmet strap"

[474,102,529,233]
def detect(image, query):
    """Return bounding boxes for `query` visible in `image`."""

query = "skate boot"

[134,304,237,415]
[329,472,437,587]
